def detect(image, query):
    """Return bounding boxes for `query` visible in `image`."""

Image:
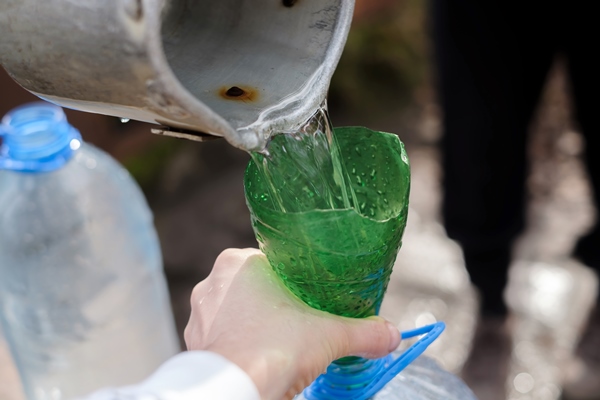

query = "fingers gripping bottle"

[245,122,477,400]
[0,103,179,399]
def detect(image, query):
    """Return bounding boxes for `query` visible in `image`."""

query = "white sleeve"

[83,351,261,400]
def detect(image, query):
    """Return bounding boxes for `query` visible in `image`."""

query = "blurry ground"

[1,1,599,399]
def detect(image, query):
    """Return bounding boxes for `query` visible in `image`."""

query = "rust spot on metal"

[283,0,297,7]
[226,86,245,97]
[219,86,259,102]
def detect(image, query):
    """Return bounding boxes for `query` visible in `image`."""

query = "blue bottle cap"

[0,102,82,173]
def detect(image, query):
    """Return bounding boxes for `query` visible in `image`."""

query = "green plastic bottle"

[244,126,410,318]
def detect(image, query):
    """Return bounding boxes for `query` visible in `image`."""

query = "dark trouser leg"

[431,0,556,316]
[565,7,600,283]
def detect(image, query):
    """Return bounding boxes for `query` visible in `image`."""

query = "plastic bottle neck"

[0,102,82,173]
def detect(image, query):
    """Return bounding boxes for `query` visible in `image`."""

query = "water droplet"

[120,117,130,123]
[69,139,81,150]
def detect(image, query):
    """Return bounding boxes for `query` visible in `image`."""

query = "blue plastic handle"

[303,322,446,400]
[356,322,446,399]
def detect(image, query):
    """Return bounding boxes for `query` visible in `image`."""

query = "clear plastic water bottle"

[0,103,179,400]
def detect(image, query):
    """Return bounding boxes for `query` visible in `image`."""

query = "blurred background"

[1,1,599,400]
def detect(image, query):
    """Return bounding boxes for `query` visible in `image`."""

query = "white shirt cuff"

[85,351,261,400]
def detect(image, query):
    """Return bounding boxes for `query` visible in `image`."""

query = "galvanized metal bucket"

[0,0,354,151]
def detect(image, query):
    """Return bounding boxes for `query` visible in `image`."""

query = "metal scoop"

[0,0,354,151]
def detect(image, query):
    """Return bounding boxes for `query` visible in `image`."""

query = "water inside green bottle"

[245,108,410,318]
[249,107,358,213]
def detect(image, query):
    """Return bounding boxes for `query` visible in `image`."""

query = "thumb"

[337,316,401,359]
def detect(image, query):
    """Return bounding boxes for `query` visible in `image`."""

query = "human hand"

[184,248,401,400]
